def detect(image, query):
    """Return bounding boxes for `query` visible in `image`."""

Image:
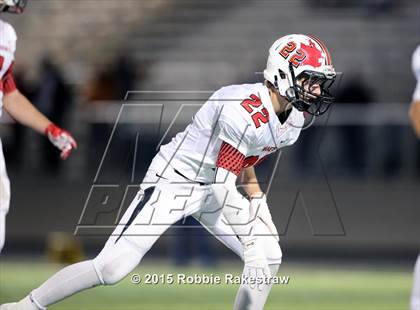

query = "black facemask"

[2,0,27,14]
[285,62,336,116]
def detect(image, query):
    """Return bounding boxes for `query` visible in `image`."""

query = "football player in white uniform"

[0,34,337,310]
[0,0,77,254]
[409,45,420,310]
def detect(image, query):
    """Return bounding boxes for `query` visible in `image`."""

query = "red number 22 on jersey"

[240,94,269,128]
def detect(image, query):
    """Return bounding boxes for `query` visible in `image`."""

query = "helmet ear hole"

[273,75,279,88]
[279,71,286,79]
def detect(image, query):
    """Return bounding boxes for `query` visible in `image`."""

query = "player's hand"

[45,124,77,160]
[242,238,271,290]
[250,194,279,242]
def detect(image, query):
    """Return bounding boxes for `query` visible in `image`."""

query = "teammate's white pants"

[411,254,420,310]
[93,168,282,285]
[0,139,11,254]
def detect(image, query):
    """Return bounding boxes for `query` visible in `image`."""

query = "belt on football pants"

[155,169,208,186]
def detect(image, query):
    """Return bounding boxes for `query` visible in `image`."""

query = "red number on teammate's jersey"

[240,94,269,128]
[0,56,4,72]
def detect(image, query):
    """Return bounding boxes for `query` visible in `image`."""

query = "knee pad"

[93,237,145,285]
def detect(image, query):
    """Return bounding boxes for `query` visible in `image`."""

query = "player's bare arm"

[241,167,264,198]
[242,166,279,242]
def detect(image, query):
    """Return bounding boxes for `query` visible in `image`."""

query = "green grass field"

[0,260,413,310]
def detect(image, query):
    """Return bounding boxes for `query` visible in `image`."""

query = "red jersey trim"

[216,141,245,176]
[1,63,17,95]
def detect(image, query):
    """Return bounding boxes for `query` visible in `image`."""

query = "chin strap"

[284,62,309,112]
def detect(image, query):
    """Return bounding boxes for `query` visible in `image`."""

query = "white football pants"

[92,167,282,285]
[0,139,11,254]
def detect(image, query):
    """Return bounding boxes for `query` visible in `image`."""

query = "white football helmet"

[264,34,337,116]
[0,0,27,13]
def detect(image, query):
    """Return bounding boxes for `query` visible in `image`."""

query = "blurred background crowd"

[0,0,418,266]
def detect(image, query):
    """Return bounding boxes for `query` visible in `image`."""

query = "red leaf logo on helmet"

[300,40,323,68]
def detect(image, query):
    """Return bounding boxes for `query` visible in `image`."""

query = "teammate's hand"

[250,194,279,242]
[242,238,271,290]
[45,124,77,160]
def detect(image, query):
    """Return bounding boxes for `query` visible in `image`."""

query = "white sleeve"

[0,21,17,55]
[412,45,420,101]
[218,104,255,155]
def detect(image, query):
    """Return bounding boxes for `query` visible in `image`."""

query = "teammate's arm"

[3,89,51,134]
[3,89,77,159]
[409,100,420,138]
[410,46,420,139]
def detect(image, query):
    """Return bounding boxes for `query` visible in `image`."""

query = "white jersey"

[0,19,17,117]
[412,45,420,101]
[151,83,304,183]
